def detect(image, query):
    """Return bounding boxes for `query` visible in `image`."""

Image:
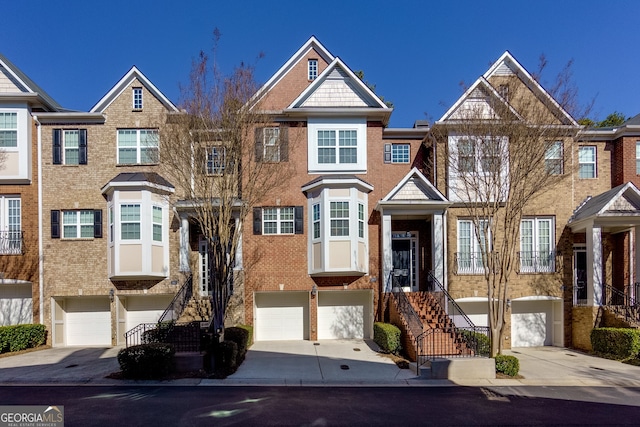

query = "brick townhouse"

[1,38,640,351]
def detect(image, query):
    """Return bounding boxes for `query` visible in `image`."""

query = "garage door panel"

[0,284,33,325]
[255,292,308,341]
[65,298,111,346]
[512,312,548,347]
[317,291,371,340]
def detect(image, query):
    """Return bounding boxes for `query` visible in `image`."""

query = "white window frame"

[636,141,640,175]
[545,141,563,175]
[0,112,18,148]
[308,59,318,81]
[117,129,159,165]
[578,146,596,179]
[62,210,94,239]
[0,196,21,254]
[262,207,294,235]
[308,118,367,173]
[358,203,365,238]
[63,130,80,165]
[312,203,320,240]
[456,219,490,275]
[206,146,226,175]
[330,201,350,237]
[520,217,555,273]
[120,204,141,240]
[133,87,143,110]
[263,127,280,162]
[391,144,410,164]
[152,205,162,242]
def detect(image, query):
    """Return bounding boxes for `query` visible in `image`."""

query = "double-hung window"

[458,139,476,173]
[318,130,358,164]
[117,129,159,164]
[457,138,502,174]
[330,201,350,237]
[152,206,162,242]
[120,204,141,240]
[312,203,321,239]
[457,219,489,274]
[545,141,563,175]
[636,141,640,175]
[578,146,596,179]
[52,129,88,165]
[358,203,365,238]
[62,210,94,239]
[206,146,226,175]
[520,217,555,273]
[263,128,280,162]
[0,112,17,148]
[263,207,294,235]
[133,87,143,110]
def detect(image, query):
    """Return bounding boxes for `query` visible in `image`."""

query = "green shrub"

[591,328,640,358]
[458,330,491,357]
[236,324,253,348]
[495,354,519,377]
[117,343,176,379]
[213,340,238,378]
[0,324,47,353]
[373,322,401,354]
[225,327,250,364]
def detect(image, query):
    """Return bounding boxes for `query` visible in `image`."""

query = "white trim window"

[520,217,555,273]
[0,112,17,148]
[545,141,563,175]
[62,210,94,239]
[133,87,143,110]
[636,141,640,174]
[308,59,318,81]
[391,144,410,164]
[330,201,349,237]
[206,146,226,175]
[263,207,294,235]
[358,203,365,238]
[120,204,141,240]
[578,146,596,179]
[0,196,21,254]
[457,137,502,174]
[312,203,321,239]
[117,129,159,164]
[318,130,358,164]
[308,119,367,173]
[152,206,162,242]
[456,219,489,274]
[63,130,80,165]
[263,128,280,162]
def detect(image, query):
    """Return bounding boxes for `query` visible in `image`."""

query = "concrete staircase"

[177,297,212,323]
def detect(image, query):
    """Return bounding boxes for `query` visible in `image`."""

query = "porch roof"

[569,182,640,232]
[376,167,450,214]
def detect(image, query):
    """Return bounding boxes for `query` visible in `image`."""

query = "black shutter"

[51,210,60,238]
[253,207,262,235]
[79,129,88,165]
[94,210,103,238]
[255,128,264,162]
[384,143,392,163]
[52,129,62,164]
[279,124,289,162]
[294,206,303,234]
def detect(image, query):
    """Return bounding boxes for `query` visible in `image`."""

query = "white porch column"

[586,223,603,306]
[634,226,640,300]
[234,215,243,270]
[431,212,445,287]
[382,211,393,291]
[179,216,190,272]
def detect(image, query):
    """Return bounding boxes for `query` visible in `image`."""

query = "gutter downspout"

[34,115,44,324]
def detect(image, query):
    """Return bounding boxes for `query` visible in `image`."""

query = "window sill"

[116,163,160,167]
[60,237,94,241]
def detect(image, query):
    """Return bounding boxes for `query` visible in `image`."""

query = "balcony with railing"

[454,252,485,275]
[518,250,555,274]
[0,230,23,255]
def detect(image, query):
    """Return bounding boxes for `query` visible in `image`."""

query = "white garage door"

[255,292,308,341]
[317,291,371,339]
[65,297,111,346]
[511,299,561,347]
[125,295,173,331]
[0,283,32,326]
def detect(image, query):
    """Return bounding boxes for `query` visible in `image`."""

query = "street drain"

[590,366,605,371]
[566,353,577,357]
[353,348,361,351]
[65,364,78,368]
[313,342,320,346]
[340,365,350,370]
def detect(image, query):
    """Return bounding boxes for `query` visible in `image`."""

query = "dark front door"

[392,235,417,290]
[574,249,587,303]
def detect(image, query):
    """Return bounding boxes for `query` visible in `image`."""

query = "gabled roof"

[377,168,450,212]
[569,182,640,230]
[437,76,522,123]
[483,51,578,126]
[90,66,178,113]
[251,36,335,106]
[0,53,64,111]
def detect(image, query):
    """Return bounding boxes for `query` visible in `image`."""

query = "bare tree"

[161,43,293,338]
[430,71,579,356]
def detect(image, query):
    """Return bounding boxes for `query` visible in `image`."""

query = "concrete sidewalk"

[2,342,640,387]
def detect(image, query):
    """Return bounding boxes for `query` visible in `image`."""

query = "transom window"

[206,146,226,175]
[263,207,294,235]
[545,141,563,175]
[0,112,17,148]
[308,59,318,81]
[133,87,143,110]
[62,210,94,239]
[117,129,159,164]
[263,128,280,162]
[578,146,596,179]
[330,201,350,237]
[318,130,357,164]
[120,204,141,240]
[152,206,162,242]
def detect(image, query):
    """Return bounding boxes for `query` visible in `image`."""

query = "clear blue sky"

[3,0,639,127]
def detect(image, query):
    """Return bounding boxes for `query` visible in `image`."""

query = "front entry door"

[574,247,587,304]
[392,232,418,291]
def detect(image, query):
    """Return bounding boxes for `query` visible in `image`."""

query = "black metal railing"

[158,275,193,324]
[0,230,23,255]
[124,321,201,352]
[427,271,475,329]
[517,250,556,274]
[601,283,640,326]
[418,326,491,360]
[454,252,486,275]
